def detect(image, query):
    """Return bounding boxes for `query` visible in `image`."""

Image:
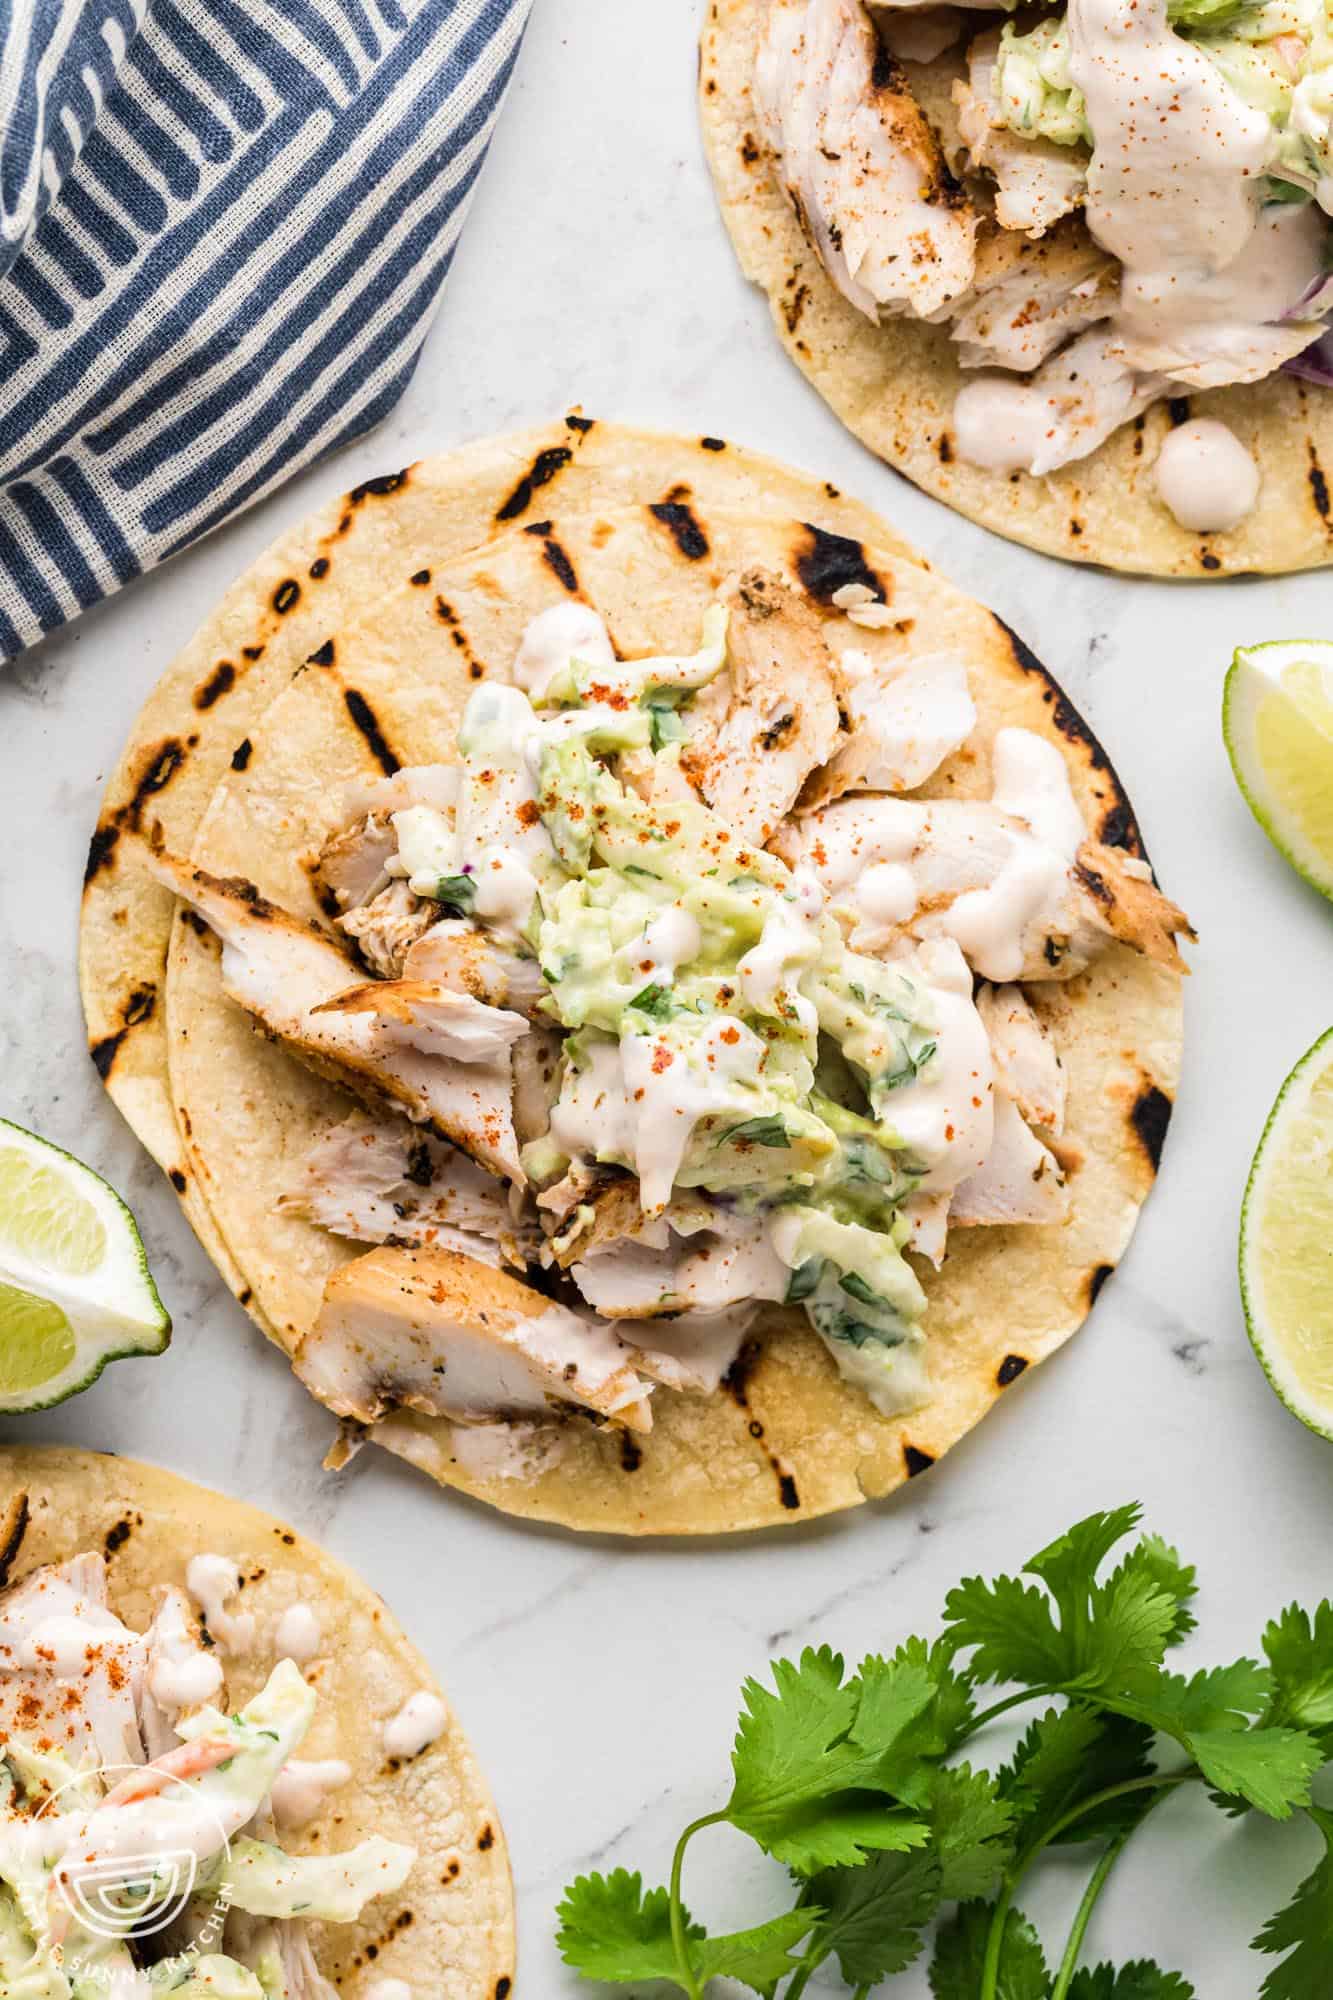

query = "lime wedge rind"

[1223,639,1333,905]
[0,1118,170,1414]
[1239,1026,1333,1445]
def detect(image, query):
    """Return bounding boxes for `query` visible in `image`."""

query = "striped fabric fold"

[0,0,533,661]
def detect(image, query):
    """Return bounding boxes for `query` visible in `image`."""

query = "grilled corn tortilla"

[80,426,1182,1534]
[700,0,1333,577]
[0,1446,513,1996]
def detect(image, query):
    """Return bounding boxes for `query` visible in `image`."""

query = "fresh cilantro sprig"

[556,1506,1333,1998]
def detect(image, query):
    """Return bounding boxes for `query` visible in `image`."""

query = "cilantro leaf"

[944,1508,1184,1693]
[431,872,476,916]
[1254,1805,1333,1999]
[930,1899,1050,2000]
[1094,1662,1319,1817]
[1188,1727,1322,1820]
[555,1869,692,1987]
[629,981,675,1021]
[806,1849,941,1984]
[892,1633,977,1755]
[555,1872,813,1996]
[928,1765,1016,1899]
[1066,1960,1196,1999]
[726,1648,931,1870]
[942,1569,1069,1686]
[1000,1707,1155,1846]
[719,1115,791,1150]
[1262,1603,1333,1756]
[1107,1535,1198,1647]
[693,1911,820,1995]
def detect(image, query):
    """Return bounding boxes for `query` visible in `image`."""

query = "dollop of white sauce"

[383,1690,447,1760]
[185,1554,256,1655]
[736,872,822,1034]
[1153,418,1260,533]
[147,1646,224,1711]
[879,939,995,1189]
[19,1615,117,1676]
[952,375,1053,474]
[512,602,615,697]
[270,1756,351,1829]
[273,1602,322,1669]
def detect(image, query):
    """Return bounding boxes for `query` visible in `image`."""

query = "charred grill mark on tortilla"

[434,597,487,680]
[410,568,431,586]
[649,495,710,560]
[1308,444,1330,523]
[231,737,253,772]
[993,615,1156,866]
[783,281,811,334]
[619,1432,643,1473]
[169,1168,187,1192]
[701,436,727,451]
[1098,800,1138,851]
[90,982,157,1079]
[194,660,236,710]
[348,469,409,504]
[540,537,580,593]
[1088,1263,1115,1306]
[1131,1083,1172,1174]
[0,1491,29,1589]
[84,823,120,884]
[343,690,401,776]
[309,556,330,580]
[795,523,887,605]
[103,1514,138,1557]
[308,639,335,667]
[565,412,595,433]
[996,1354,1029,1387]
[117,738,188,833]
[495,445,574,523]
[242,644,264,661]
[272,579,300,615]
[903,1444,935,1478]
[773,1460,800,1510]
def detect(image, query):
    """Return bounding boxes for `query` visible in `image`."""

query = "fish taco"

[700,0,1333,574]
[80,419,1189,1534]
[0,1446,513,1997]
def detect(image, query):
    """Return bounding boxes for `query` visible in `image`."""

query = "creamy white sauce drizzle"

[877,939,995,1188]
[382,1691,447,1760]
[620,1015,771,1213]
[796,726,1087,981]
[512,601,615,697]
[274,1602,322,1669]
[953,0,1326,488]
[1153,417,1261,530]
[270,1756,351,1829]
[1070,0,1271,281]
[147,1645,224,1711]
[185,1553,256,1654]
[737,869,823,1033]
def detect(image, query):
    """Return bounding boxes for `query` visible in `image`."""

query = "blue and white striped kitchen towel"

[0,0,533,662]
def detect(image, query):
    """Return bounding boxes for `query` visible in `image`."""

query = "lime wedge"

[1239,1029,1333,1442]
[0,1118,170,1412]
[1223,639,1333,902]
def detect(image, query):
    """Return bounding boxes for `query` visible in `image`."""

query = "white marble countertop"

[4,3,1333,1993]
